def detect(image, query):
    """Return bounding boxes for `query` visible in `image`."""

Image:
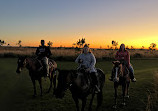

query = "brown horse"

[54,68,105,111]
[112,61,130,109]
[16,56,57,97]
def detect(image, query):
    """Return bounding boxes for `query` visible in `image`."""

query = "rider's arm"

[75,54,82,63]
[89,53,96,69]
[127,51,130,67]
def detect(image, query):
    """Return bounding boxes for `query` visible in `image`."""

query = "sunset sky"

[0,0,158,48]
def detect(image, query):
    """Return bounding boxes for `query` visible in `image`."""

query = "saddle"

[76,67,99,92]
[115,60,129,77]
[35,58,55,72]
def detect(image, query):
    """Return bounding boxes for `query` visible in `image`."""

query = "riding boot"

[128,65,136,82]
[91,72,100,93]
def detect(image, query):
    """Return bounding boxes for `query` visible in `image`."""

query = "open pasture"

[0,58,158,111]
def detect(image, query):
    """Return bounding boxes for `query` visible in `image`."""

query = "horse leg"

[72,95,80,111]
[47,72,53,93]
[122,83,126,106]
[126,82,130,98]
[96,90,103,111]
[113,84,118,109]
[31,79,37,97]
[53,71,57,94]
[38,78,43,96]
[81,98,87,111]
[88,92,95,111]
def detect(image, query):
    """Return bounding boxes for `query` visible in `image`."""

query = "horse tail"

[95,68,105,110]
[96,68,105,85]
[96,68,105,76]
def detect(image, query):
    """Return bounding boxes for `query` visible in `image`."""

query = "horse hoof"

[125,95,130,98]
[122,102,126,106]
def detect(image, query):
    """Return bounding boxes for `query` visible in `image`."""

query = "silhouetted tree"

[47,41,53,47]
[112,40,118,49]
[131,46,134,50]
[80,38,85,47]
[17,40,22,47]
[0,40,6,46]
[126,46,129,49]
[149,43,157,51]
[76,38,87,48]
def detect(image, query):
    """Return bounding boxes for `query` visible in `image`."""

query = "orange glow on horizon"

[11,38,157,50]
[4,34,158,49]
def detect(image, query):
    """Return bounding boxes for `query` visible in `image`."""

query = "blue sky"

[0,0,158,48]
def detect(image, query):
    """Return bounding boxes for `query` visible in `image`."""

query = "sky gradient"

[0,0,158,48]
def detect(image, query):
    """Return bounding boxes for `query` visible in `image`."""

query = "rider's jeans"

[128,65,134,79]
[41,57,49,75]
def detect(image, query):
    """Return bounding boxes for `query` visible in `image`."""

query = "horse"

[54,68,105,111]
[16,56,57,97]
[112,61,130,109]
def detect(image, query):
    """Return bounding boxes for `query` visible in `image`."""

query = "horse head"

[78,65,87,73]
[112,61,122,82]
[55,69,75,98]
[16,56,27,74]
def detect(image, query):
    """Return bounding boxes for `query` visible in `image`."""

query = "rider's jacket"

[36,46,52,58]
[115,50,130,67]
[75,52,97,73]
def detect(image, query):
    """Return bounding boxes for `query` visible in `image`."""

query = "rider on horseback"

[75,44,100,93]
[109,44,136,82]
[36,40,52,77]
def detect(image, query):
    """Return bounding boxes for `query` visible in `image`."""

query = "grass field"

[1,47,158,60]
[0,58,158,111]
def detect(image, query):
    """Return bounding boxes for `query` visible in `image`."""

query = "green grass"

[0,58,158,111]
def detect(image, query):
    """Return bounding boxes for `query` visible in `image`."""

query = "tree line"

[0,39,157,51]
[0,40,53,47]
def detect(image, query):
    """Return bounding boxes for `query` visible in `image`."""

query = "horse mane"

[113,61,129,77]
[25,57,42,71]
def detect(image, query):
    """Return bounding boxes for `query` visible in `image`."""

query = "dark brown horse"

[112,61,130,109]
[16,56,57,97]
[54,68,105,111]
